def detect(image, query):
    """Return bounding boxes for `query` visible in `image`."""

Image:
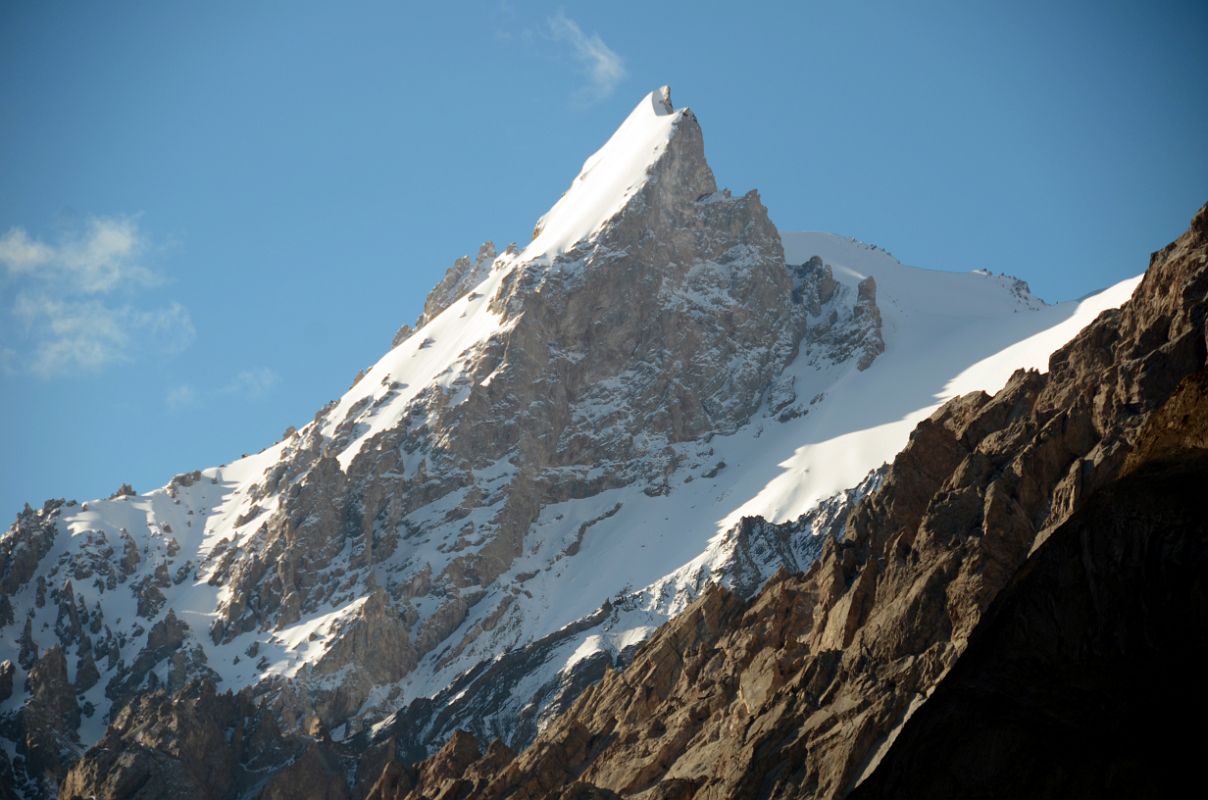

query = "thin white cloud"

[14,295,129,376]
[169,367,279,410]
[0,345,17,375]
[1,216,193,378]
[0,228,53,272]
[134,302,195,354]
[221,367,279,400]
[12,294,196,378]
[166,383,198,411]
[0,216,158,293]
[548,12,626,105]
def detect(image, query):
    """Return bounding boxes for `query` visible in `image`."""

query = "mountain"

[0,88,1152,799]
[359,202,1208,800]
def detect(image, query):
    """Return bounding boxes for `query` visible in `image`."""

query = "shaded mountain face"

[363,207,1207,799]
[850,370,1208,799]
[0,86,1166,800]
[849,449,1208,800]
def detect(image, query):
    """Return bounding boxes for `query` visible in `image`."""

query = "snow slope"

[526,86,679,261]
[727,233,1144,523]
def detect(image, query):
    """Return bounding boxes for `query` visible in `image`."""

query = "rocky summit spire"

[657,84,673,113]
[522,86,716,262]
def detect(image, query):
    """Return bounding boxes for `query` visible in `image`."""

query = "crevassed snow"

[523,88,681,262]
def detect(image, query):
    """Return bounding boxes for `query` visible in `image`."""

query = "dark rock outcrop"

[259,742,350,800]
[60,681,299,800]
[15,646,79,797]
[415,241,499,329]
[850,452,1208,799]
[0,659,14,703]
[0,501,60,596]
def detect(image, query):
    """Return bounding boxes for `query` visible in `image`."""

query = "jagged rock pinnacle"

[658,85,673,113]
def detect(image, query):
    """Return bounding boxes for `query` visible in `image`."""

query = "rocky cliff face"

[849,449,1208,799]
[373,204,1207,798]
[849,366,1208,799]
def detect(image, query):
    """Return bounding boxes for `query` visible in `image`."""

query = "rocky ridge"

[850,449,1208,799]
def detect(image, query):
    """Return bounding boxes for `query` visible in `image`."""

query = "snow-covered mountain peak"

[0,86,1146,799]
[310,88,745,473]
[524,86,706,262]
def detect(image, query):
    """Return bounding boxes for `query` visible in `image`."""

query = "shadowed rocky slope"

[850,367,1208,798]
[365,205,1207,799]
[849,450,1208,799]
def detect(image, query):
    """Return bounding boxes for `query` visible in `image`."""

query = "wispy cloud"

[0,344,18,376]
[166,383,198,411]
[221,367,279,400]
[548,12,625,105]
[11,297,195,378]
[166,367,279,411]
[0,216,194,378]
[0,217,158,293]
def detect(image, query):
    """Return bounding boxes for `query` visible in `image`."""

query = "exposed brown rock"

[853,276,885,370]
[60,681,297,800]
[851,452,1208,799]
[17,645,79,796]
[416,241,499,328]
[105,608,190,706]
[366,730,517,800]
[1120,368,1208,474]
[17,617,36,670]
[73,637,99,692]
[0,500,60,596]
[259,742,350,800]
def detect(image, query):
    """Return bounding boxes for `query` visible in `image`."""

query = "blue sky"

[2,0,1206,516]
